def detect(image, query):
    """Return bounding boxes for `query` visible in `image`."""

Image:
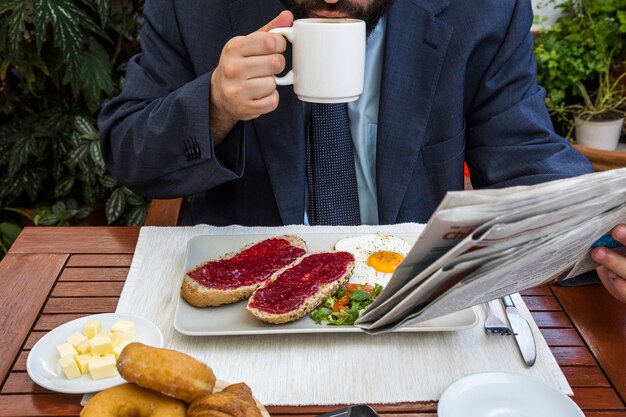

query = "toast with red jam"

[182,235,307,307]
[246,251,355,324]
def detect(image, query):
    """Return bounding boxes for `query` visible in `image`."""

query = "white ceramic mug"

[270,18,366,103]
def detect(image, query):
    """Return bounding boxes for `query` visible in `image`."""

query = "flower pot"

[575,116,624,151]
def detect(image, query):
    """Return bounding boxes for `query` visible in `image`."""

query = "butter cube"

[110,319,136,335]
[84,319,101,339]
[67,332,88,348]
[113,340,131,359]
[76,340,91,354]
[111,331,134,348]
[59,355,81,379]
[88,354,117,380]
[88,333,113,356]
[74,353,93,374]
[57,342,78,358]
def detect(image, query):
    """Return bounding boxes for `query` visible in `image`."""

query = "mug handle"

[269,27,294,85]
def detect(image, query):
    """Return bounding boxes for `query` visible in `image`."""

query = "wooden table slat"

[13,352,28,372]
[59,267,129,281]
[2,372,51,394]
[551,347,597,367]
[523,295,563,311]
[66,255,133,268]
[572,387,625,410]
[51,281,124,297]
[0,394,83,416]
[9,227,139,255]
[0,253,68,388]
[562,366,610,387]
[42,297,119,314]
[554,285,626,405]
[529,311,573,328]
[35,314,93,331]
[541,328,585,347]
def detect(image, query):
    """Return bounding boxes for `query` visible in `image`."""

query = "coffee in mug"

[270,18,366,103]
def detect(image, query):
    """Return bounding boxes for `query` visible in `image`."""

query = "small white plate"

[438,372,584,417]
[27,313,164,394]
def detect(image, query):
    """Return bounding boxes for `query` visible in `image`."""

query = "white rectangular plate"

[174,232,478,336]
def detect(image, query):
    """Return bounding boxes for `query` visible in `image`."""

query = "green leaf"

[105,187,125,224]
[82,181,97,205]
[33,0,107,83]
[0,221,22,250]
[75,206,91,219]
[37,212,59,225]
[0,0,32,56]
[126,205,146,226]
[66,141,90,169]
[52,201,66,215]
[125,193,145,206]
[53,176,75,197]
[86,0,108,27]
[89,140,106,173]
[80,39,113,111]
[74,115,97,137]
[22,166,47,201]
[0,176,21,199]
[350,290,372,302]
[98,174,118,188]
[8,136,32,176]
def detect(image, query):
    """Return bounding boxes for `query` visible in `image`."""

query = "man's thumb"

[257,10,294,32]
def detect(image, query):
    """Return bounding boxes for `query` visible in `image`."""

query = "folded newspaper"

[355,167,626,334]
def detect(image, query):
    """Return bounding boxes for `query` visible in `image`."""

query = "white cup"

[270,18,366,103]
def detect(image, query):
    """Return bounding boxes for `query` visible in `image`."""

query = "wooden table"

[1,227,625,417]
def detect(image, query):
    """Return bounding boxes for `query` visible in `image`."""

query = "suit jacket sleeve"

[98,0,245,198]
[464,0,592,188]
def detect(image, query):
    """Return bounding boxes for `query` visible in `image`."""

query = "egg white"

[334,233,412,287]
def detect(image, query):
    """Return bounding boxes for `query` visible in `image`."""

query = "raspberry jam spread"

[187,238,306,289]
[248,251,355,314]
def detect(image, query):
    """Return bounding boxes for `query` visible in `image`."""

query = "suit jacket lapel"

[229,0,306,225]
[377,0,453,224]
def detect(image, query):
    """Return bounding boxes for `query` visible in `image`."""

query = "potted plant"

[564,68,626,151]
[534,0,626,141]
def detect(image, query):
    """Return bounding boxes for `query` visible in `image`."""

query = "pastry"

[187,383,263,417]
[117,342,216,403]
[80,383,186,417]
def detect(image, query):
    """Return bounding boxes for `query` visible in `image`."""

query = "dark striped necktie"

[306,103,361,226]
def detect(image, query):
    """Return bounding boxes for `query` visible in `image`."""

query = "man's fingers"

[592,246,626,278]
[257,10,294,33]
[612,224,626,246]
[597,265,626,303]
[250,90,280,114]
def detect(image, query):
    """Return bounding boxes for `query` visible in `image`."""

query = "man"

[99,0,593,228]
[592,225,626,304]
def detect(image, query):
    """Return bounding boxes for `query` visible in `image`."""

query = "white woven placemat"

[115,224,570,406]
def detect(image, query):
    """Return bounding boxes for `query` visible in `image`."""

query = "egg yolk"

[367,251,404,273]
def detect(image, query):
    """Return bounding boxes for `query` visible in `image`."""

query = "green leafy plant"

[534,0,626,135]
[0,0,147,259]
[551,65,626,138]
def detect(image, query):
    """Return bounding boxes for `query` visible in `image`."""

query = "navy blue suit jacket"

[99,0,593,226]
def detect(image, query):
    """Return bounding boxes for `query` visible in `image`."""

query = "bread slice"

[246,251,355,324]
[181,235,307,307]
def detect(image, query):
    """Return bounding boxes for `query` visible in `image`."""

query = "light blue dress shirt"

[305,16,386,225]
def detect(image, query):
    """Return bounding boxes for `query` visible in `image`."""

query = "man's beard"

[280,0,394,35]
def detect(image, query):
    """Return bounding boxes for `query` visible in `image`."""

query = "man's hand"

[209,11,294,143]
[592,224,626,304]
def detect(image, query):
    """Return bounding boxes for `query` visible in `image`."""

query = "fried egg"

[334,233,412,287]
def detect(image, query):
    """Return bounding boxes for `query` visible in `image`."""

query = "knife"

[501,295,536,367]
[316,405,379,417]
